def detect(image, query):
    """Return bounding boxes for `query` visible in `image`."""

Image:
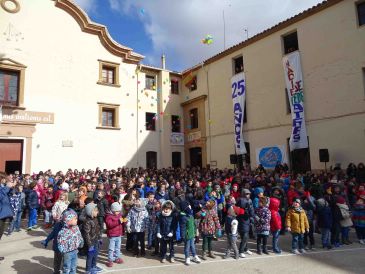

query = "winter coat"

[81,216,101,248]
[27,189,39,209]
[301,196,316,222]
[57,210,84,254]
[179,212,196,240]
[95,196,109,217]
[156,211,177,237]
[52,201,70,221]
[225,215,238,236]
[127,206,149,232]
[42,192,54,210]
[317,204,333,229]
[155,191,169,202]
[254,206,271,234]
[286,208,309,234]
[9,192,22,216]
[236,197,254,233]
[337,203,353,228]
[198,208,221,236]
[105,213,124,237]
[352,203,365,228]
[271,187,287,213]
[0,186,13,219]
[145,186,157,195]
[269,198,282,232]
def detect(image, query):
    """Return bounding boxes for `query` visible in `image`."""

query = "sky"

[74,0,324,72]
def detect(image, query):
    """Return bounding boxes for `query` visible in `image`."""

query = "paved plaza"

[0,221,364,274]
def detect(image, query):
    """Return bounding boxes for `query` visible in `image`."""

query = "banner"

[283,51,308,151]
[256,145,287,169]
[231,73,246,154]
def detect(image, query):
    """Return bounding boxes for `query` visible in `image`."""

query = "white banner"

[231,73,246,154]
[283,51,308,151]
[256,145,288,169]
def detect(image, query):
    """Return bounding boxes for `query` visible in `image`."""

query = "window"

[97,102,120,129]
[97,60,120,87]
[283,31,299,54]
[172,152,182,168]
[233,56,244,74]
[190,108,198,129]
[102,66,115,84]
[285,88,291,114]
[146,112,156,131]
[0,69,19,106]
[145,75,156,90]
[357,2,365,26]
[189,76,197,91]
[0,59,26,108]
[171,115,181,132]
[171,79,179,94]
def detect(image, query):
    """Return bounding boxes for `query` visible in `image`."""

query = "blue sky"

[75,0,324,72]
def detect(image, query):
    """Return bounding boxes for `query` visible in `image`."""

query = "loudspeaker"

[319,149,329,162]
[230,154,237,164]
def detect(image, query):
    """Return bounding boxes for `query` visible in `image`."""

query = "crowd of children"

[0,162,365,273]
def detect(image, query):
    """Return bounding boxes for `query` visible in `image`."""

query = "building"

[180,0,365,171]
[1,0,364,173]
[0,0,184,173]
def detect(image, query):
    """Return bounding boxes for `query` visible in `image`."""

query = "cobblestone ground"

[0,220,364,274]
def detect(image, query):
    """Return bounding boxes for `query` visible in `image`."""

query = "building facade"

[1,0,364,173]
[0,0,184,173]
[180,0,365,171]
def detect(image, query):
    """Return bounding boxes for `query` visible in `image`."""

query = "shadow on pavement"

[12,259,52,274]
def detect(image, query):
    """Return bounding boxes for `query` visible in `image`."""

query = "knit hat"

[111,202,122,212]
[85,202,97,217]
[242,188,251,195]
[336,196,346,204]
[62,209,77,224]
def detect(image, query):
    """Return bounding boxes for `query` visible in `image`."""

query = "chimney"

[161,54,166,70]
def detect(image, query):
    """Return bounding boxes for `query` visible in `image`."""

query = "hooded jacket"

[316,198,333,229]
[254,205,271,234]
[236,197,254,233]
[81,204,101,248]
[198,207,221,236]
[105,212,125,237]
[157,200,177,237]
[269,197,282,232]
[253,187,264,209]
[127,203,149,232]
[0,186,14,219]
[57,210,84,253]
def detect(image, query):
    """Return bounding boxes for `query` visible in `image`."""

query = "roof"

[182,0,344,75]
[55,0,144,64]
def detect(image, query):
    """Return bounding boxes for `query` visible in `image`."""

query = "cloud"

[73,0,98,15]
[114,0,324,71]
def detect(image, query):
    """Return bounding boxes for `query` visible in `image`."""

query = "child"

[145,192,157,250]
[151,201,162,256]
[336,196,352,245]
[317,198,333,249]
[94,189,108,232]
[12,185,25,232]
[286,198,309,254]
[43,185,54,228]
[52,191,70,223]
[105,202,125,267]
[236,188,254,257]
[81,203,102,274]
[126,199,149,257]
[179,201,201,265]
[254,196,271,255]
[26,182,39,230]
[302,193,316,250]
[223,206,240,260]
[198,199,221,260]
[8,187,22,235]
[57,209,84,274]
[41,211,65,274]
[157,200,177,263]
[269,197,282,254]
[352,198,365,244]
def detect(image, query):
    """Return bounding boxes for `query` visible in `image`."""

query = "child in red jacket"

[269,197,282,254]
[105,202,125,267]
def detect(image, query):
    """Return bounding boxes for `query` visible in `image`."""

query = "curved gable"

[55,0,144,64]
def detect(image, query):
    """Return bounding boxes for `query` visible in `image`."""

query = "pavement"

[0,220,365,274]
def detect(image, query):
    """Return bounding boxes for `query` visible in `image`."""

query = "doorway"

[146,151,157,169]
[172,152,181,168]
[0,139,23,174]
[189,147,202,168]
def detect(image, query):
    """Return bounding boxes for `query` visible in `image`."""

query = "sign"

[283,51,308,151]
[1,109,54,124]
[256,145,287,169]
[170,132,184,146]
[231,73,246,154]
[62,140,73,147]
[187,131,201,143]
